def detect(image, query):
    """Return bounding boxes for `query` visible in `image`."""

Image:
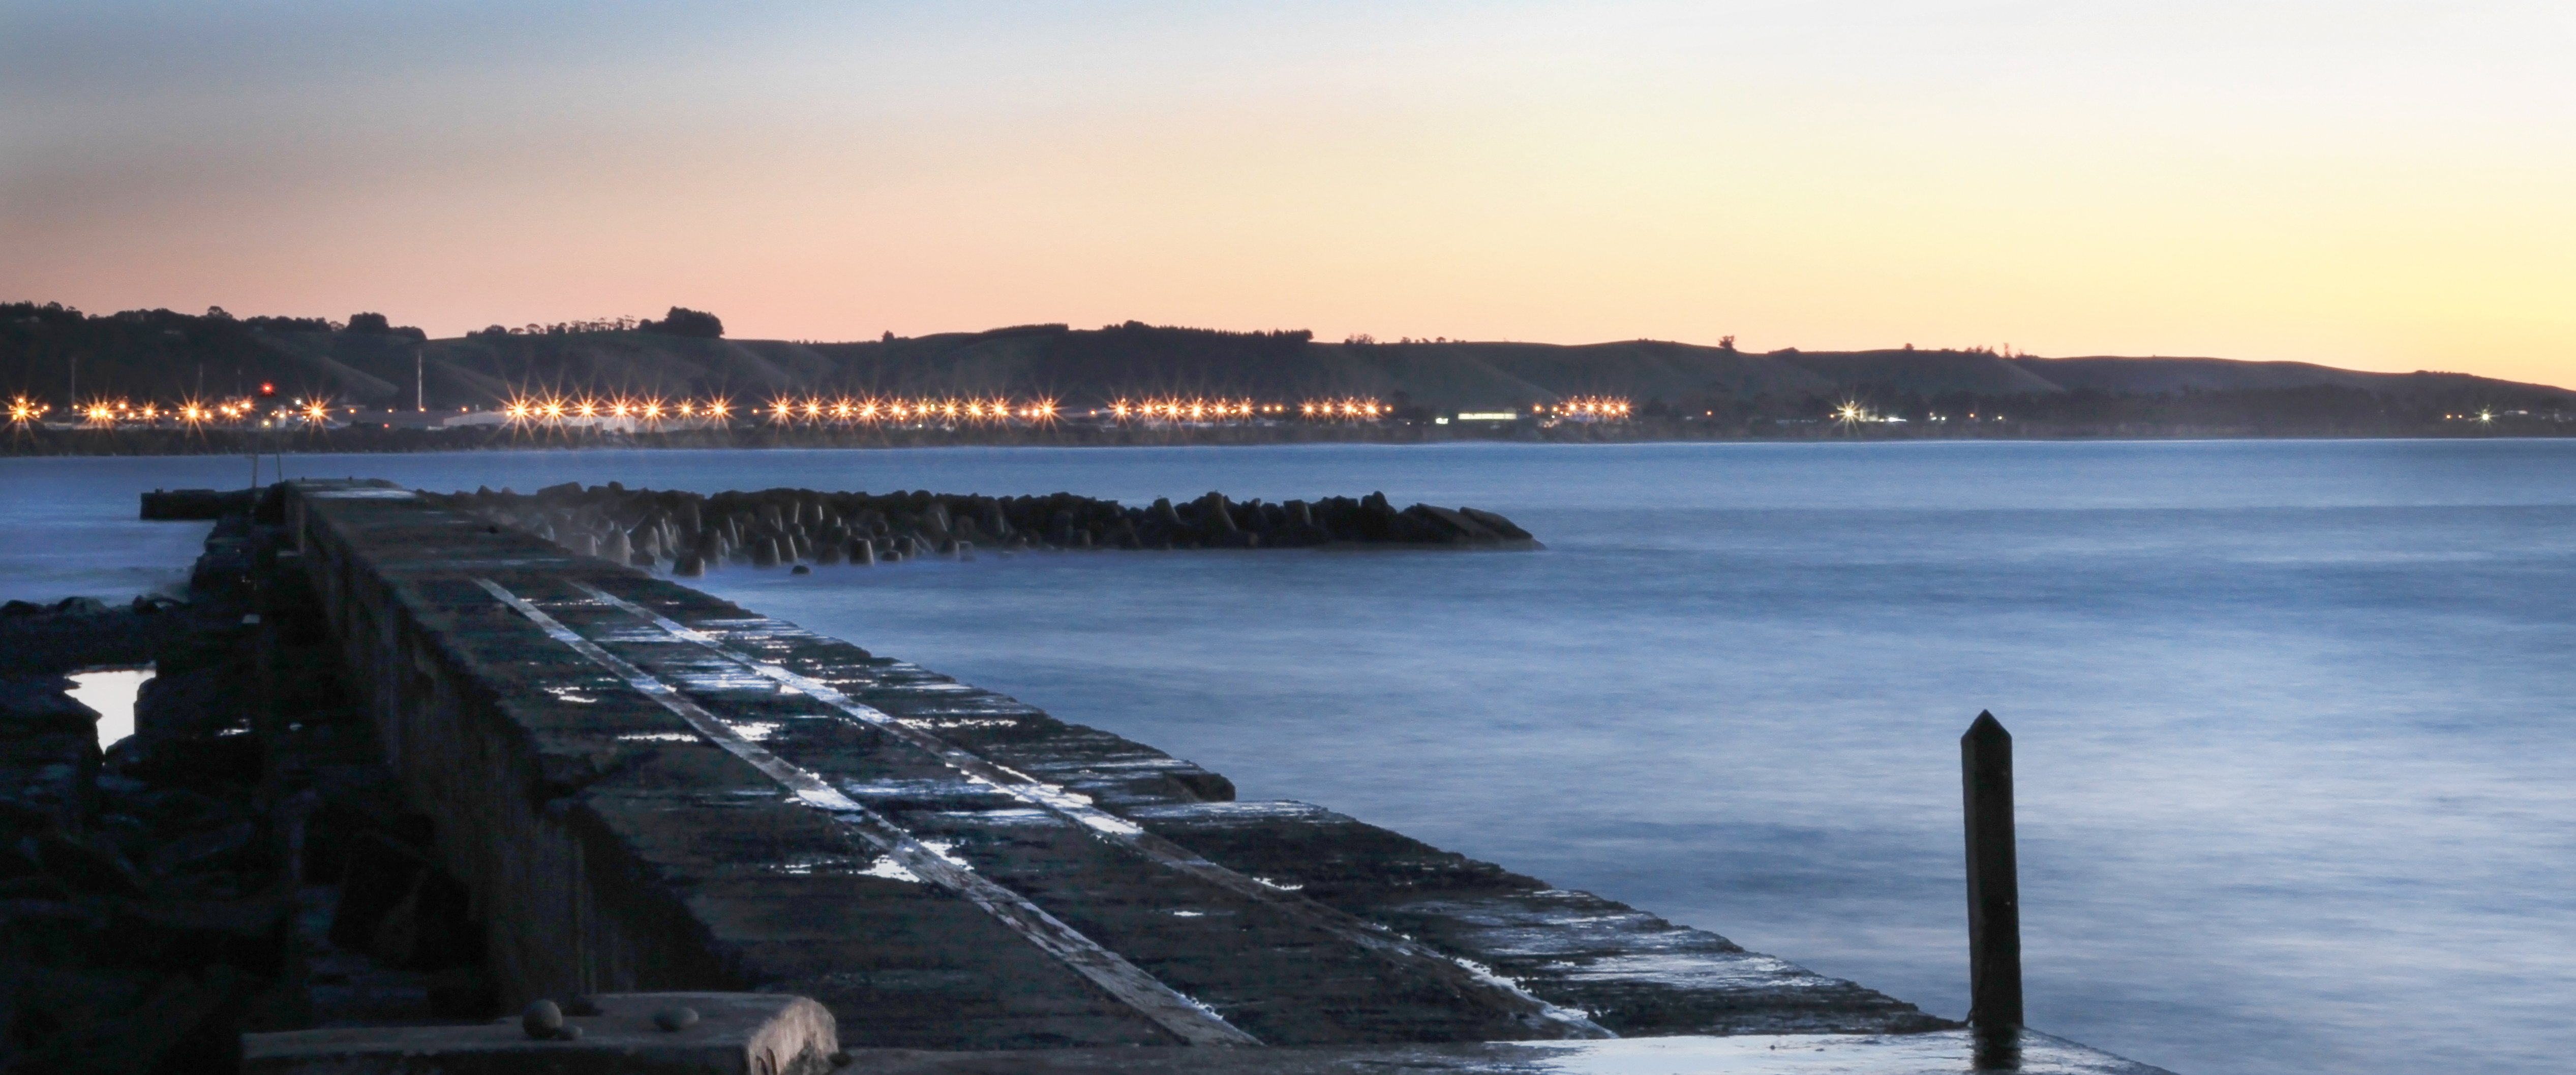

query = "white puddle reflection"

[68,665,154,749]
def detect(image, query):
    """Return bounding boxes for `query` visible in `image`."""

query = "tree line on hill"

[4,300,2564,438]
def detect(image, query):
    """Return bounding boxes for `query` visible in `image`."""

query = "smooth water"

[7,440,2572,1075]
[67,667,153,748]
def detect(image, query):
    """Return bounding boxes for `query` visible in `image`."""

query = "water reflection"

[68,665,154,748]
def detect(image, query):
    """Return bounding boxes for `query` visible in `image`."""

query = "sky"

[4,2,2571,384]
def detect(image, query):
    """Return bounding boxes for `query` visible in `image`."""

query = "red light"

[257,382,276,397]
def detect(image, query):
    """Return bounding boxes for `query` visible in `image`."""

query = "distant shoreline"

[3,419,2563,457]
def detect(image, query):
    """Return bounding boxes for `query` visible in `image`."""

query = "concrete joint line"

[471,578,1259,1048]
[566,579,1614,1040]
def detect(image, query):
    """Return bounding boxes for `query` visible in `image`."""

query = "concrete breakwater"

[2,479,2171,1071]
[272,479,1980,1045]
[419,484,1539,575]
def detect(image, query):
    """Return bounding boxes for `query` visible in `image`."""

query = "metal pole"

[1961,711,2023,1032]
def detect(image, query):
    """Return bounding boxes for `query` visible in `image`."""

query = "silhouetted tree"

[643,307,724,339]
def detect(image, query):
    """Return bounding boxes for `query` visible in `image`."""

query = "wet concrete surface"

[279,479,2165,1070]
[838,1029,2165,1074]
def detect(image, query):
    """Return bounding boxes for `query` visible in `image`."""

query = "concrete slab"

[243,992,839,1074]
[835,1029,2170,1073]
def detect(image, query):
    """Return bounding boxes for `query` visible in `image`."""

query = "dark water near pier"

[8,440,2575,1075]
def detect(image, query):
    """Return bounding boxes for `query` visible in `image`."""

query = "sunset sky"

[5,2,2570,384]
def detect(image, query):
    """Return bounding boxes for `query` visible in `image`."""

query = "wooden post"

[1961,711,2023,1031]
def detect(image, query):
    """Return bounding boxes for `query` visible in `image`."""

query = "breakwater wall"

[256,477,2176,1072]
[274,477,1960,1049]
[423,484,1536,574]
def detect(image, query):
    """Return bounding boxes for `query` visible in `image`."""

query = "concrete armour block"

[243,993,839,1075]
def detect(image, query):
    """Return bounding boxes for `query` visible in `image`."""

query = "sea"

[6,438,2572,1075]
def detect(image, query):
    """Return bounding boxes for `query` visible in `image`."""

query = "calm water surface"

[6,439,2572,1075]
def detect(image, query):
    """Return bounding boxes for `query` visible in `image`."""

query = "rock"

[790,565,811,576]
[32,830,146,896]
[106,890,293,979]
[1459,507,1533,541]
[523,998,565,1038]
[674,554,706,577]
[654,1005,701,1031]
[427,484,1546,569]
[1197,492,1239,534]
[136,667,247,739]
[143,818,255,876]
[1,722,101,830]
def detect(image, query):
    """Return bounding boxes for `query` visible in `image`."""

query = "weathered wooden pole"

[1961,710,2023,1031]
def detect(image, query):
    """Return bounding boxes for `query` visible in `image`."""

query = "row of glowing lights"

[501,395,1067,424]
[504,395,734,422]
[1113,398,1386,420]
[764,396,1059,423]
[9,396,335,426]
[13,392,1626,426]
[1543,397,1633,417]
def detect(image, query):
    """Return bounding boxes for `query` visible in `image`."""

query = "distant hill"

[7,303,2566,427]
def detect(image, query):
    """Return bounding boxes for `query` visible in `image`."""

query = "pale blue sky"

[6,2,2570,379]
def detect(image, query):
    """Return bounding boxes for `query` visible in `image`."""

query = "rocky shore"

[420,483,1539,576]
[1,492,505,1072]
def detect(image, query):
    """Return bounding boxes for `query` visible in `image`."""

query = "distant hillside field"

[6,303,2567,441]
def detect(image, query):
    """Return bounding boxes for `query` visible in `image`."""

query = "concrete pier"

[273,479,2169,1071]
